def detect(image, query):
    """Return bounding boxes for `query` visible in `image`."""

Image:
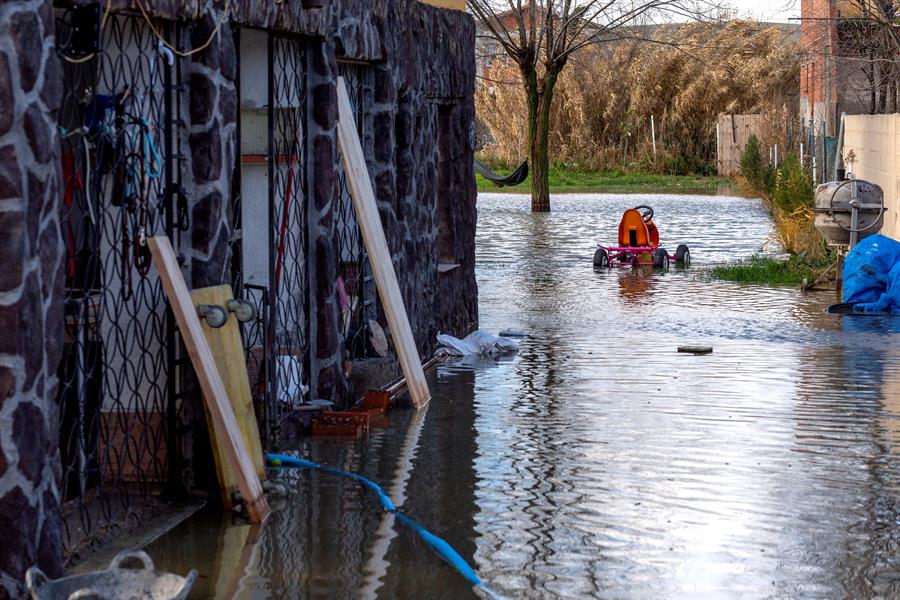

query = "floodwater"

[150,192,900,599]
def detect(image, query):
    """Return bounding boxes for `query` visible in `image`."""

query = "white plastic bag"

[436,330,519,356]
[276,355,309,405]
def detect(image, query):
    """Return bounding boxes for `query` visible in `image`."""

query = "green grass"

[476,164,732,194]
[709,255,825,287]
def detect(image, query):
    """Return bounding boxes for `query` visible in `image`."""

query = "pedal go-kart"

[593,205,690,269]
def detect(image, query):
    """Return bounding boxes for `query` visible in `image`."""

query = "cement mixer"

[812,178,885,250]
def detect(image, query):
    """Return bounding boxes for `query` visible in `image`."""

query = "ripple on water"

[148,192,900,600]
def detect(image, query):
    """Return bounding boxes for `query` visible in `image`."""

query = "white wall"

[843,114,900,241]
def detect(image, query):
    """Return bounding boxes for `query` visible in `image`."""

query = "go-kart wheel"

[675,244,691,266]
[653,248,670,269]
[634,204,654,222]
[593,248,609,268]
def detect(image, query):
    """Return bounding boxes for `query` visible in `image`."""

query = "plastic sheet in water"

[843,234,900,313]
[436,330,519,355]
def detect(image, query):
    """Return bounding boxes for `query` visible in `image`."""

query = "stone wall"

[184,9,238,289]
[0,0,477,584]
[326,1,479,357]
[0,0,66,596]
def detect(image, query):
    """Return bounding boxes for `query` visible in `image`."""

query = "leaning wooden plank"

[190,284,266,509]
[336,77,431,408]
[148,236,269,524]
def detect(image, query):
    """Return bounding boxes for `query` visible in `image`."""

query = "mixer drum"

[813,180,884,246]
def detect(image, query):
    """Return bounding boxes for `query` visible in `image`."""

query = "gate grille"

[336,62,375,359]
[54,9,181,562]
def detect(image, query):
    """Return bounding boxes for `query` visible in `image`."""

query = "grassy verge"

[476,165,732,194]
[709,255,828,286]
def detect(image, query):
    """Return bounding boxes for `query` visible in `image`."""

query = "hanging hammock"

[474,159,528,187]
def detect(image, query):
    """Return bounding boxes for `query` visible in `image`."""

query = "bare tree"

[469,0,715,211]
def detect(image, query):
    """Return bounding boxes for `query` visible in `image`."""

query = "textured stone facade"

[0,0,66,596]
[1,0,476,585]
[184,9,238,289]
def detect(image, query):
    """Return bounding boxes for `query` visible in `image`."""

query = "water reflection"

[150,192,900,599]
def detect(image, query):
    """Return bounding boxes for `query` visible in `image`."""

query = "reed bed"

[476,21,800,175]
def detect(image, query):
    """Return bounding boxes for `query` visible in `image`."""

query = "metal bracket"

[226,299,256,323]
[196,304,228,328]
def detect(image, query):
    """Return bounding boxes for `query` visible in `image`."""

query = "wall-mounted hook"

[196,304,228,328]
[226,299,256,323]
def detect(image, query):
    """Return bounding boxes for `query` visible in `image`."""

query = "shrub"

[773,153,813,213]
[740,135,764,188]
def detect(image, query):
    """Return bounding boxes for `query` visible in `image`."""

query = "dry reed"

[476,21,800,174]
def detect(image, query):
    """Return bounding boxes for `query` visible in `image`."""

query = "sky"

[729,0,799,22]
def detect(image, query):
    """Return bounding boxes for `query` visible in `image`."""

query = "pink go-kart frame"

[593,205,690,269]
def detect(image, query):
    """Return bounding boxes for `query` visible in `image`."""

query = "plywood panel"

[190,285,266,510]
[148,236,269,524]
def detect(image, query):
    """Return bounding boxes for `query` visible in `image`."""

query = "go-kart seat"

[618,208,660,248]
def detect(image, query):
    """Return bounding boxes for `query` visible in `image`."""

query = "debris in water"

[499,329,527,338]
[678,346,713,355]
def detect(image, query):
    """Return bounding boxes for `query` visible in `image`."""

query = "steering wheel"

[634,205,654,222]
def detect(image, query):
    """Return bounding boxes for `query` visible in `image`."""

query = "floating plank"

[190,284,266,509]
[148,236,269,524]
[678,346,713,355]
[336,77,431,408]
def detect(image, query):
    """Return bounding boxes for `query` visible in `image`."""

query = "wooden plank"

[190,284,266,509]
[418,0,466,9]
[336,77,431,408]
[148,236,269,524]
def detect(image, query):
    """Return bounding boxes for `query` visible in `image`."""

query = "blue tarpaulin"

[843,234,900,313]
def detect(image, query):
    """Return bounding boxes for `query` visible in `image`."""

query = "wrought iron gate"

[54,8,182,562]
[234,33,312,445]
[336,62,375,359]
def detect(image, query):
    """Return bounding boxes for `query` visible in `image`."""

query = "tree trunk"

[523,69,559,212]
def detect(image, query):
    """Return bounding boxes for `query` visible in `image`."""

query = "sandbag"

[843,234,900,313]
[437,330,519,356]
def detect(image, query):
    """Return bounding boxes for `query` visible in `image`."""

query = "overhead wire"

[135,0,230,58]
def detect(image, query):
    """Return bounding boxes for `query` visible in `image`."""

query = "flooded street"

[152,192,900,599]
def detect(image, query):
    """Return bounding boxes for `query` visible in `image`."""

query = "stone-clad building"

[0,0,477,595]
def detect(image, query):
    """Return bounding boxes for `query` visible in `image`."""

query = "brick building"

[800,0,896,136]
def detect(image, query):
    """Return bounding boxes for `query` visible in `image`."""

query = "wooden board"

[190,284,266,509]
[336,77,431,408]
[148,236,269,524]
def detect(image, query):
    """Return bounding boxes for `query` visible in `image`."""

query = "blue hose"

[266,452,485,590]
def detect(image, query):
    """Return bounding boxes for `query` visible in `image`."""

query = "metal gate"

[335,62,375,359]
[54,7,183,562]
[235,32,312,445]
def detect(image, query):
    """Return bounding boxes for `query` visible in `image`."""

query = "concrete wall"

[843,114,900,241]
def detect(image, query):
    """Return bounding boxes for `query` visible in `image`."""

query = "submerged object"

[593,204,690,269]
[267,453,488,590]
[437,330,519,355]
[26,550,196,600]
[838,234,900,314]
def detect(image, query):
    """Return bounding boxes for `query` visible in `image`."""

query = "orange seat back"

[617,209,660,248]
